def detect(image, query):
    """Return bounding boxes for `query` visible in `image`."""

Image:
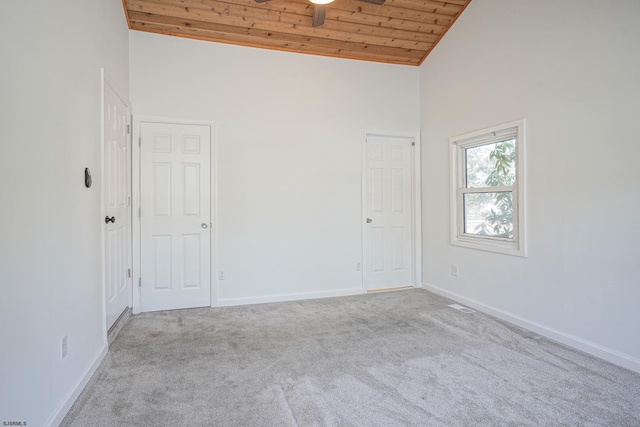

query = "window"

[450,120,526,256]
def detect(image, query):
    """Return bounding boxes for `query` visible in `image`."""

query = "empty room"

[1,0,639,426]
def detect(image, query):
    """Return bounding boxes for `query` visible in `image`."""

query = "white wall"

[130,32,420,305]
[420,0,640,370]
[0,1,129,425]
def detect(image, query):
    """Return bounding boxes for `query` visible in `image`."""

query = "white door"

[364,136,414,291]
[104,82,131,330]
[140,122,211,312]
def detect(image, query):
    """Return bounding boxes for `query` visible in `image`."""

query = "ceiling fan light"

[310,0,334,4]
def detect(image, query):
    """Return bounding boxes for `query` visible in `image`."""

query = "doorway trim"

[131,116,218,314]
[361,129,422,293]
[100,69,132,344]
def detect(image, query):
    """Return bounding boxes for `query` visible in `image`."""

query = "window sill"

[451,234,526,257]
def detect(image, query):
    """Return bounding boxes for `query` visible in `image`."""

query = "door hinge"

[127,196,131,207]
[138,277,142,287]
[127,124,131,134]
[127,268,131,278]
[138,136,141,147]
[411,140,415,147]
[138,207,141,218]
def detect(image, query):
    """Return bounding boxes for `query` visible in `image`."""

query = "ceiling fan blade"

[254,0,272,3]
[360,0,386,4]
[312,5,326,27]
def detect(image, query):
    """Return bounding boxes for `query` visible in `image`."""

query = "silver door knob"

[201,223,209,229]
[366,218,372,223]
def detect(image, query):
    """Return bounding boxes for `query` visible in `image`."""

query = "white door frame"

[101,69,132,343]
[131,116,218,314]
[361,129,422,292]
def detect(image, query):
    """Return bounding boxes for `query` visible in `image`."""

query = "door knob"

[201,223,209,229]
[366,218,373,223]
[105,216,116,224]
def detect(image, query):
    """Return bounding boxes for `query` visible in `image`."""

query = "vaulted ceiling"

[122,0,471,66]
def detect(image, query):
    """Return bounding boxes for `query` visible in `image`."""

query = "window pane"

[465,139,516,188]
[464,192,513,238]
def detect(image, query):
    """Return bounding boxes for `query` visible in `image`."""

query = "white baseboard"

[45,343,108,427]
[423,283,640,374]
[216,287,364,307]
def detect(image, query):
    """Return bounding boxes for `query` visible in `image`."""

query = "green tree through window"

[450,119,526,256]
[464,140,515,238]
[476,140,514,237]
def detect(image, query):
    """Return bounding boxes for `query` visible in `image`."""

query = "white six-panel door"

[104,82,131,330]
[140,122,211,312]
[365,136,414,290]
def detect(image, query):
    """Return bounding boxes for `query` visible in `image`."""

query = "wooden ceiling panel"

[123,0,471,65]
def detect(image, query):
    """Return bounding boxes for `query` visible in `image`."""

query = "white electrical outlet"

[356,262,361,271]
[61,336,68,359]
[451,265,459,277]
[218,270,225,280]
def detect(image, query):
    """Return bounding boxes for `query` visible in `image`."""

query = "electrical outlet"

[61,336,68,359]
[356,262,361,271]
[218,270,225,280]
[451,265,458,277]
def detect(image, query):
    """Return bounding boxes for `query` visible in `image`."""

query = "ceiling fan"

[254,0,386,28]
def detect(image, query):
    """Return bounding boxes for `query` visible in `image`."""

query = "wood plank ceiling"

[122,0,471,66]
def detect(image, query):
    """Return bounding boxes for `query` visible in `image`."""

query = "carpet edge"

[216,287,364,307]
[45,343,108,427]
[423,282,640,374]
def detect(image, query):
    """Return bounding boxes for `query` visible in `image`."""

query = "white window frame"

[450,119,526,257]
